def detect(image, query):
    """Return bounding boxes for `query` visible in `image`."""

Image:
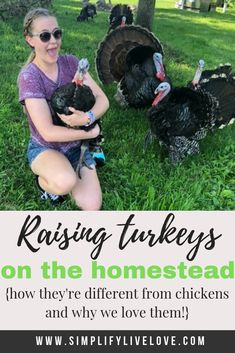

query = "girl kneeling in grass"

[18,8,109,210]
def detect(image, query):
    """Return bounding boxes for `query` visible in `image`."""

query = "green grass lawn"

[0,0,234,210]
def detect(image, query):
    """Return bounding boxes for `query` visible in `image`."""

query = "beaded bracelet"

[85,110,96,126]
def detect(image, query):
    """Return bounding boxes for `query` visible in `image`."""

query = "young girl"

[18,8,109,210]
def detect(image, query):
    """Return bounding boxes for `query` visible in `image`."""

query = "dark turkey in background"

[108,4,134,33]
[77,4,97,22]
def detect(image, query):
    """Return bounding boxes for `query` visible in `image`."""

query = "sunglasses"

[30,29,63,43]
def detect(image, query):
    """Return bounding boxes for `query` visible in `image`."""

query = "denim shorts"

[27,139,95,170]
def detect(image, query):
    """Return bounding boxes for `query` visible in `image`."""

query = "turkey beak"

[153,53,165,81]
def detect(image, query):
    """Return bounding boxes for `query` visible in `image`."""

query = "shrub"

[0,0,52,20]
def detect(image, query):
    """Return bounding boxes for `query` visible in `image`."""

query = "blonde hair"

[23,7,56,65]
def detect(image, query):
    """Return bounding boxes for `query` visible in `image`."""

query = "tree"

[135,0,156,31]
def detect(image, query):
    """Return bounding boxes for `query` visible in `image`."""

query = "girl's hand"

[58,107,90,127]
[87,123,100,139]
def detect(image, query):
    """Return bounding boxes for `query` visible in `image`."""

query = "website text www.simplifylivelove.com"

[35,334,205,347]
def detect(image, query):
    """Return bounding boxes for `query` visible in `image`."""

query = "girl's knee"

[51,172,77,195]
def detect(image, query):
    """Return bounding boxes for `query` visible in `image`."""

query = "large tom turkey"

[50,59,100,177]
[146,62,235,164]
[96,25,171,108]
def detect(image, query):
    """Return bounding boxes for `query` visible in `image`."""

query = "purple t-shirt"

[18,54,81,152]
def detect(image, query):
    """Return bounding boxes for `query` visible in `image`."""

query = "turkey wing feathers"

[50,82,96,131]
[200,77,235,126]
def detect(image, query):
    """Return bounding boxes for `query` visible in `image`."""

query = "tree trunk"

[135,0,156,31]
[222,2,228,12]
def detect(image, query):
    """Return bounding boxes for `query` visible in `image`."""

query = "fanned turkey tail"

[96,25,163,84]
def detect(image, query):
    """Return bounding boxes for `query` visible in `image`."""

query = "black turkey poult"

[96,25,170,108]
[108,4,133,33]
[50,59,98,177]
[146,62,235,164]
